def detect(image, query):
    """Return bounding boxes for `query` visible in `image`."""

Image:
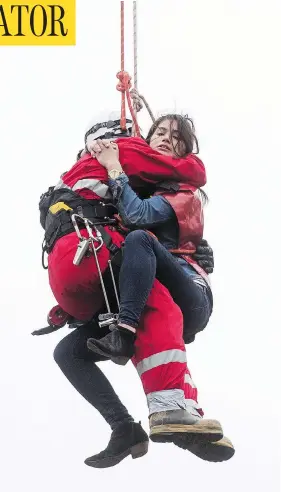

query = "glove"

[192,239,214,274]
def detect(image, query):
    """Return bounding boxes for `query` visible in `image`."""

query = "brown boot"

[149,409,223,443]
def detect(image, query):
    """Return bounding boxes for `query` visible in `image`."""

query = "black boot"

[87,327,135,366]
[173,435,235,462]
[84,422,149,468]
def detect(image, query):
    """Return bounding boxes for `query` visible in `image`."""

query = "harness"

[40,188,121,268]
[35,180,202,337]
[34,187,126,337]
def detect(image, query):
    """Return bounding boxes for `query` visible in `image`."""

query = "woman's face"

[149,119,186,157]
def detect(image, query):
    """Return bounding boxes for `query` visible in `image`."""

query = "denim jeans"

[119,230,212,341]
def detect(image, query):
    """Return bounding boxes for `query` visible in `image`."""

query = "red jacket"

[47,138,208,320]
[52,137,207,280]
[56,137,206,200]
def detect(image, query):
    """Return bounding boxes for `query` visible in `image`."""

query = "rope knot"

[116,71,132,92]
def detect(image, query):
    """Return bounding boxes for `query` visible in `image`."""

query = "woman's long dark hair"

[146,113,208,205]
[146,113,199,155]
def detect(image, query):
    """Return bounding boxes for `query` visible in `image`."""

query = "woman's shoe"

[87,326,135,365]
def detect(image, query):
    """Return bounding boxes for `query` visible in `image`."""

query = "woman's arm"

[91,139,175,227]
[109,173,175,228]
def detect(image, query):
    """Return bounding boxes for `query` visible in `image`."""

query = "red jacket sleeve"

[118,138,206,189]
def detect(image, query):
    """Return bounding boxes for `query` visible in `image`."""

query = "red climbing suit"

[47,137,207,415]
[48,137,206,320]
[133,279,204,416]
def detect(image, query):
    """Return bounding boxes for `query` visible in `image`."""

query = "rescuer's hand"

[92,139,122,171]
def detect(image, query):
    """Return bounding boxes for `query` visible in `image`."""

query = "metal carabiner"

[71,213,85,240]
[71,214,118,324]
[84,219,104,253]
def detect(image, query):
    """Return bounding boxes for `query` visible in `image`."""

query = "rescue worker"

[81,113,234,463]
[38,115,234,467]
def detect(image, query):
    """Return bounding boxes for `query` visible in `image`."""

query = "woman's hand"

[90,139,122,171]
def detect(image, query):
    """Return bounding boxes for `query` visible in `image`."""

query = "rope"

[130,89,156,124]
[120,1,126,131]
[117,1,141,137]
[133,1,138,90]
[132,1,138,136]
[139,94,156,123]
[117,1,155,136]
[116,71,141,136]
[131,1,155,125]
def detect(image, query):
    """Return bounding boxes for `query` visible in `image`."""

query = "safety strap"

[94,224,120,256]
[32,325,63,336]
[44,203,118,254]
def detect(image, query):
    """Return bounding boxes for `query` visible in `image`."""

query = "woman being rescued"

[41,113,234,466]
[88,115,212,355]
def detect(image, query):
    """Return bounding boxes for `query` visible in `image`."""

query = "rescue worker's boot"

[149,409,223,443]
[173,435,235,462]
[84,421,149,468]
[87,326,135,366]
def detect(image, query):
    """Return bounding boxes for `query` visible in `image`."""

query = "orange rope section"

[117,1,141,137]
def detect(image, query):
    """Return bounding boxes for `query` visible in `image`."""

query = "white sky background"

[0,0,280,490]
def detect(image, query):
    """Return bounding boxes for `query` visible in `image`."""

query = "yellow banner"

[0,0,76,45]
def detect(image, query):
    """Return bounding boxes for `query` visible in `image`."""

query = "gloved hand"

[192,239,214,274]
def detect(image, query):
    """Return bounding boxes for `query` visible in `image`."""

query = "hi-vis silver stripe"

[185,399,202,418]
[147,389,186,416]
[55,178,110,199]
[184,374,197,388]
[54,179,70,191]
[136,349,186,377]
[185,399,201,410]
[72,179,110,198]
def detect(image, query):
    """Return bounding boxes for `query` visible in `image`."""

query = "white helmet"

[84,110,133,148]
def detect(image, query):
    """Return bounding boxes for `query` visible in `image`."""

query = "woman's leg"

[118,230,210,332]
[87,230,211,360]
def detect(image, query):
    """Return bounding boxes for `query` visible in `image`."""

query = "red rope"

[120,1,126,131]
[117,1,141,137]
[116,71,141,136]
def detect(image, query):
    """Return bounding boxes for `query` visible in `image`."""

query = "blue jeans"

[119,230,213,342]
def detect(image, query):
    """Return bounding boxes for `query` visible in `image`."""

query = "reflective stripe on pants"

[132,280,204,416]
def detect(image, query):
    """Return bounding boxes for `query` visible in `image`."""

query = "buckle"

[107,242,119,255]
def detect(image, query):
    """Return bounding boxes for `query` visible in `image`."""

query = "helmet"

[84,110,133,148]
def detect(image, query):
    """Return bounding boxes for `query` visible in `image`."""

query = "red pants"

[49,231,203,415]
[48,228,124,321]
[133,279,203,416]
